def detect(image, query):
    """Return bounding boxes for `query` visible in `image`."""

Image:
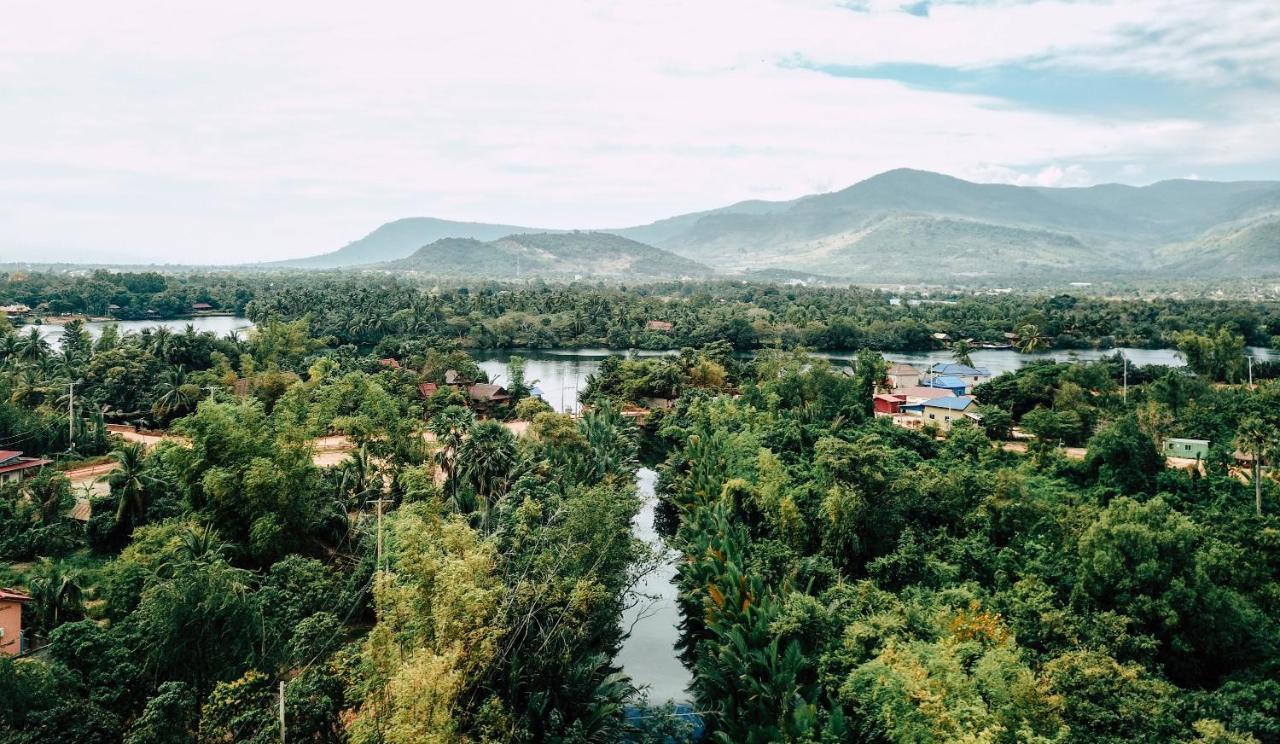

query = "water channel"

[28,318,1276,702]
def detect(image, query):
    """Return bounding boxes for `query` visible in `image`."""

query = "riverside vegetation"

[1,269,1278,742]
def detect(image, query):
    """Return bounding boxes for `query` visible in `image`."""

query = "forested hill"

[271,217,547,269]
[612,169,1280,282]
[378,231,711,279]
[272,169,1280,283]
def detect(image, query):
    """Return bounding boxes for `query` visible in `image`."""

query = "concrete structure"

[921,375,970,396]
[895,385,958,405]
[0,588,30,656]
[873,393,905,415]
[886,363,921,390]
[915,396,981,432]
[0,451,52,486]
[1163,438,1210,460]
[929,363,992,388]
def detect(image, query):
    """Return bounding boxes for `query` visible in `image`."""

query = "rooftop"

[923,395,977,411]
[896,385,958,400]
[0,588,31,603]
[930,362,992,377]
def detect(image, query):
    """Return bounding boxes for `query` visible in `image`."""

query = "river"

[616,468,693,703]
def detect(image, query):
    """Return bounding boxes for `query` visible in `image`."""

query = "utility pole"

[1248,355,1254,389]
[278,680,287,743]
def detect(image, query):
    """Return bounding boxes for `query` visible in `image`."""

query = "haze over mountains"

[276,169,1280,283]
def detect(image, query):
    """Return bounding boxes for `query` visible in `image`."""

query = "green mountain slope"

[276,169,1280,282]
[612,169,1280,280]
[380,232,709,279]
[274,217,548,269]
[800,215,1121,282]
[1155,216,1280,278]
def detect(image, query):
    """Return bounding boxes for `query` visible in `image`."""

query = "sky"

[2,0,1279,264]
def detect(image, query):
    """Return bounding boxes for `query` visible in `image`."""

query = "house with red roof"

[0,451,52,486]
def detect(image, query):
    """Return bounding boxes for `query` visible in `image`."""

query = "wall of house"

[922,405,968,431]
[0,601,24,656]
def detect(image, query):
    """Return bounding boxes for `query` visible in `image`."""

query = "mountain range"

[275,169,1280,283]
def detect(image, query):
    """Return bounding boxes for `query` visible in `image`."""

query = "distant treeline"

[6,270,1280,352]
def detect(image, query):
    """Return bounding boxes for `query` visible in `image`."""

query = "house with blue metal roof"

[921,375,969,395]
[914,395,981,432]
[929,363,993,388]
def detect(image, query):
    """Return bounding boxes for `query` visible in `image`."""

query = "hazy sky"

[2,0,1278,264]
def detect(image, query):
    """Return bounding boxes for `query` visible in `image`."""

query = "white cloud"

[0,0,1274,263]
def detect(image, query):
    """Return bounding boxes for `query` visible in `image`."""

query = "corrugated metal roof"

[923,396,977,411]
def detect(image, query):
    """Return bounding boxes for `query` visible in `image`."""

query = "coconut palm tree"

[951,339,975,367]
[428,405,475,497]
[1236,416,1269,516]
[1014,324,1048,353]
[152,366,199,420]
[26,558,84,633]
[109,441,160,529]
[458,420,517,530]
[17,327,50,364]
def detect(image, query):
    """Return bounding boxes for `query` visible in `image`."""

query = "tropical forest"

[1,270,1278,743]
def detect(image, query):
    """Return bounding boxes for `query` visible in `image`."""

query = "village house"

[467,383,512,412]
[894,385,959,406]
[1164,437,1210,460]
[905,395,981,432]
[886,363,921,390]
[190,302,214,312]
[0,450,52,486]
[921,374,970,396]
[1,304,31,317]
[929,362,992,389]
[645,320,674,332]
[873,393,905,415]
[418,382,440,399]
[0,588,30,656]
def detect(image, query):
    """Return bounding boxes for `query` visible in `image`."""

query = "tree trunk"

[1256,461,1263,516]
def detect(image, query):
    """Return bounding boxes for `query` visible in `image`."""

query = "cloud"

[0,0,1275,263]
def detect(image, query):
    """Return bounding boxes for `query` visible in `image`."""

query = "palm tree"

[0,332,21,367]
[951,339,974,367]
[1236,416,1269,516]
[27,558,84,632]
[152,325,173,363]
[109,441,159,528]
[17,327,50,364]
[428,405,475,496]
[1014,324,1048,353]
[458,420,517,530]
[152,366,199,419]
[176,523,232,563]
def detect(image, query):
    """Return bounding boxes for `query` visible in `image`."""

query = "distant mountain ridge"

[273,217,548,269]
[378,231,709,279]
[277,169,1280,282]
